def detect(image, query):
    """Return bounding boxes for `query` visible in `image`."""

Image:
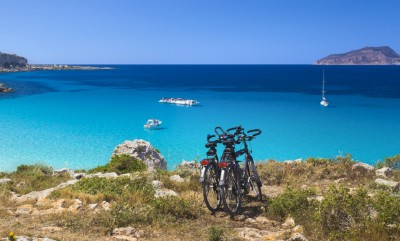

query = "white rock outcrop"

[352,162,375,172]
[376,167,393,178]
[111,139,167,170]
[0,178,11,184]
[375,178,399,189]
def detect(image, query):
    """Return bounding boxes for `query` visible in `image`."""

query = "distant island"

[0,51,112,72]
[315,46,400,65]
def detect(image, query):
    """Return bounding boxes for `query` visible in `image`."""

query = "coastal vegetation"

[1,152,400,240]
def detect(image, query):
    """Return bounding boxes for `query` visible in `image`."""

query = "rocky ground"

[1,140,399,241]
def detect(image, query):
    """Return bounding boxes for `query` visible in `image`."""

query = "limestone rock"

[0,178,11,184]
[53,168,70,175]
[14,179,78,202]
[288,233,308,241]
[113,236,137,241]
[15,204,38,215]
[86,172,119,179]
[180,160,197,169]
[352,162,375,172]
[101,201,111,210]
[236,227,269,240]
[235,227,285,241]
[376,167,393,178]
[152,180,164,189]
[88,203,98,210]
[169,174,185,183]
[375,178,399,189]
[113,227,135,236]
[284,158,302,164]
[111,139,167,170]
[283,217,296,228]
[292,225,304,234]
[255,216,270,224]
[68,199,83,211]
[154,189,178,198]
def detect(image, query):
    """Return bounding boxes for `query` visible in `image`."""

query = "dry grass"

[1,158,400,241]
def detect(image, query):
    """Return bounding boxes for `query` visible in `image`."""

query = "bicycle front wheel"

[247,156,262,201]
[221,164,242,216]
[202,164,221,213]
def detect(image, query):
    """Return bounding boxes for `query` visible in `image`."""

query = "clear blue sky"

[1,0,399,64]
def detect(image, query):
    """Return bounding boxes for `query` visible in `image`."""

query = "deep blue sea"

[1,65,400,171]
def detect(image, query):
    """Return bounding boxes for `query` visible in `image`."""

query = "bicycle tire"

[221,163,242,215]
[202,164,221,213]
[247,156,262,201]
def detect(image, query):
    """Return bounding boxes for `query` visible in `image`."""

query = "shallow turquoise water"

[1,65,400,171]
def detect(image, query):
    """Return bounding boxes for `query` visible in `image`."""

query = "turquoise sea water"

[1,65,400,171]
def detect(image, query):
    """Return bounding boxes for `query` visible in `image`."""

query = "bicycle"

[199,134,222,213]
[235,128,263,201]
[215,126,243,216]
[215,126,263,215]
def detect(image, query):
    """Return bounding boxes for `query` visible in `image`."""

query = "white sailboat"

[320,70,329,107]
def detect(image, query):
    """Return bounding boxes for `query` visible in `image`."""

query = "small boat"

[144,119,162,129]
[320,70,329,107]
[159,97,199,106]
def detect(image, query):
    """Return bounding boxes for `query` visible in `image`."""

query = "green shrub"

[208,227,224,241]
[335,153,355,166]
[16,164,53,175]
[57,176,154,202]
[89,154,146,174]
[319,185,371,239]
[267,187,316,220]
[376,154,400,169]
[373,190,400,226]
[306,157,330,166]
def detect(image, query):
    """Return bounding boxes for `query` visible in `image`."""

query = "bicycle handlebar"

[214,126,226,136]
[207,134,218,143]
[247,129,262,137]
[227,125,244,135]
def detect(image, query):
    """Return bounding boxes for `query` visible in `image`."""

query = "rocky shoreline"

[0,64,113,73]
[0,83,13,93]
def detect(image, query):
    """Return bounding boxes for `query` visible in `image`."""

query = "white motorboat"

[144,119,162,129]
[159,97,199,106]
[320,70,329,107]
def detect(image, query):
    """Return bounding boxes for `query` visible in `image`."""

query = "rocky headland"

[315,46,400,65]
[0,51,112,72]
[1,139,399,241]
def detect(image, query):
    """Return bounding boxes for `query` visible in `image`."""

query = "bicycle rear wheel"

[247,156,262,200]
[202,164,221,213]
[221,163,242,215]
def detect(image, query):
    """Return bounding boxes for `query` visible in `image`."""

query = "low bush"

[208,227,224,241]
[373,190,400,226]
[89,154,146,174]
[267,187,316,221]
[51,176,154,203]
[16,164,53,175]
[376,154,400,169]
[5,164,70,195]
[319,185,371,239]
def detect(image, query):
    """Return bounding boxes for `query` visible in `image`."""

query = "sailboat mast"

[322,70,326,98]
